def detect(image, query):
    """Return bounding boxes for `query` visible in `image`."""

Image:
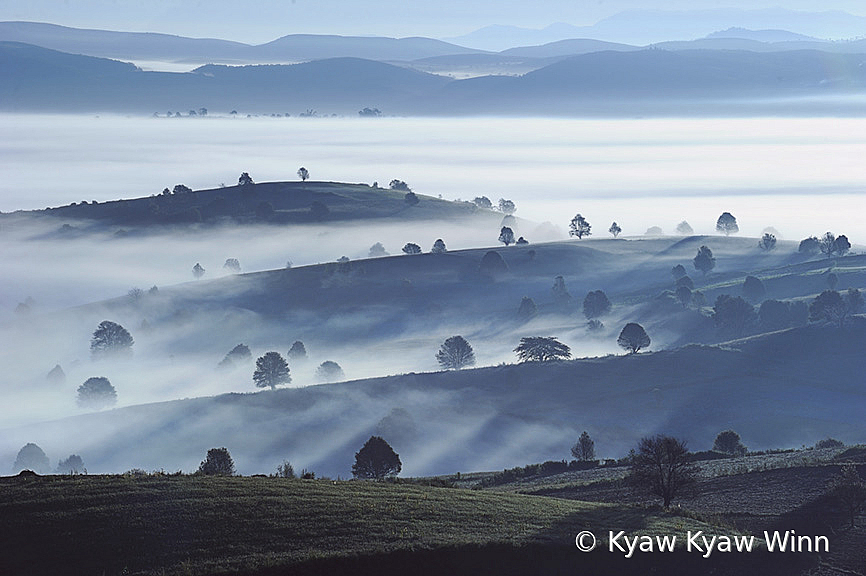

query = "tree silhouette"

[56,454,85,474]
[316,360,344,382]
[571,431,596,461]
[77,377,117,409]
[551,276,571,307]
[514,337,571,362]
[219,343,251,369]
[716,212,738,236]
[13,443,50,474]
[517,296,537,319]
[617,323,650,354]
[742,275,766,303]
[253,352,291,390]
[368,242,389,257]
[499,226,515,246]
[628,435,697,508]
[90,320,133,358]
[671,264,687,280]
[583,290,611,320]
[192,263,206,279]
[223,258,241,273]
[238,172,254,186]
[676,221,694,235]
[297,167,309,181]
[198,447,235,476]
[431,239,447,253]
[693,245,715,275]
[828,464,866,528]
[402,243,422,255]
[498,198,516,214]
[473,196,492,209]
[713,430,747,455]
[569,214,591,239]
[404,191,419,205]
[758,233,777,251]
[713,294,756,337]
[389,179,410,191]
[479,251,508,278]
[436,336,475,370]
[675,285,692,308]
[352,436,401,480]
[287,341,307,362]
[608,222,622,238]
[799,236,819,255]
[809,290,847,327]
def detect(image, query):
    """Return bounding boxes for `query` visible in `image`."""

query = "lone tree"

[693,245,716,275]
[223,258,241,273]
[716,212,739,236]
[713,294,756,337]
[297,167,309,181]
[833,235,851,257]
[809,290,847,327]
[368,242,389,257]
[253,352,291,390]
[13,443,50,474]
[77,377,117,409]
[569,214,591,239]
[238,172,254,186]
[473,196,492,209]
[91,320,134,358]
[617,323,650,354]
[56,454,85,474]
[192,263,206,278]
[436,335,475,370]
[498,198,516,214]
[499,226,515,246]
[402,242,422,255]
[352,435,402,480]
[676,221,694,235]
[287,340,307,361]
[389,179,410,191]
[198,447,235,476]
[431,239,447,253]
[828,464,866,528]
[583,290,611,320]
[514,336,571,362]
[628,435,698,508]
[571,431,596,462]
[609,222,622,238]
[713,430,747,456]
[758,233,777,251]
[517,296,537,319]
[316,360,344,382]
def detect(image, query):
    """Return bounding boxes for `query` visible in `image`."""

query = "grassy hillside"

[0,473,810,576]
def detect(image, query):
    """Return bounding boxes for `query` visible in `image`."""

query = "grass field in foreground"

[0,473,802,576]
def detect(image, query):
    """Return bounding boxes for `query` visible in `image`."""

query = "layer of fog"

[2,114,864,244]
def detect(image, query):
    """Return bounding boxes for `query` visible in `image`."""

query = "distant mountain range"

[3,41,866,116]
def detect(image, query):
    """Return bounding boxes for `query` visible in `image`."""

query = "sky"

[2,0,866,43]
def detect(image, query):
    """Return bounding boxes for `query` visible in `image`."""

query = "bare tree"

[628,435,697,507]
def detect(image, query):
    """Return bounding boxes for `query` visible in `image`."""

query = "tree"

[389,179,410,191]
[713,294,756,337]
[57,454,85,474]
[275,460,296,478]
[404,191,419,205]
[198,447,235,476]
[436,335,475,370]
[223,258,241,273]
[192,263,206,278]
[809,290,847,327]
[675,285,692,308]
[833,235,851,257]
[716,212,738,236]
[172,184,192,195]
[645,226,664,236]
[758,233,777,251]
[431,239,447,253]
[219,343,252,369]
[617,323,650,354]
[473,196,492,209]
[479,251,508,277]
[847,288,864,315]
[91,320,133,358]
[46,364,66,384]
[628,435,697,508]
[676,275,694,290]
[551,276,571,307]
[514,337,571,362]
[13,443,50,474]
[671,264,687,280]
[297,167,309,181]
[742,275,766,303]
[676,221,694,235]
[571,431,596,462]
[583,290,611,320]
[799,236,820,255]
[693,245,715,275]
[516,236,529,245]
[713,430,747,456]
[238,172,254,186]
[759,299,792,331]
[287,340,307,361]
[368,242,388,257]
[500,214,517,231]
[253,352,291,390]
[609,222,622,238]
[316,360,344,382]
[569,214,591,239]
[352,436,401,480]
[498,198,516,214]
[358,107,381,117]
[499,226,515,246]
[827,273,838,290]
[828,464,866,528]
[77,377,117,409]
[517,296,537,319]
[402,243,422,255]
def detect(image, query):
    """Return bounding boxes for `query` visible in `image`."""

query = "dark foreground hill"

[0,473,812,576]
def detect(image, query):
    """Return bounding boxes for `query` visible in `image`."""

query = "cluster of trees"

[11,443,85,475]
[247,342,344,389]
[799,232,851,258]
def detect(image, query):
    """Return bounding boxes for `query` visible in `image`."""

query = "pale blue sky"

[1,0,865,43]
